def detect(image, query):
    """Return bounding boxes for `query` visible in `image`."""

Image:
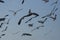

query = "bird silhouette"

[28,23,33,27]
[4,15,9,17]
[21,33,32,36]
[0,0,4,3]
[1,34,5,36]
[9,9,22,16]
[0,23,3,28]
[2,26,8,32]
[38,18,47,24]
[49,14,57,21]
[42,0,49,3]
[0,18,5,21]
[22,0,24,4]
[31,25,44,32]
[41,5,58,18]
[18,9,39,25]
[51,0,58,5]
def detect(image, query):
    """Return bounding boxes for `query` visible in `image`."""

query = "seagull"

[4,15,9,17]
[38,18,47,24]
[9,9,22,16]
[28,23,33,27]
[22,0,24,4]
[31,25,44,32]
[41,5,57,18]
[0,18,5,21]
[18,9,39,25]
[49,14,57,21]
[51,0,59,5]
[42,0,49,3]
[0,0,4,3]
[1,34,5,36]
[21,33,32,36]
[0,23,3,28]
[2,26,8,32]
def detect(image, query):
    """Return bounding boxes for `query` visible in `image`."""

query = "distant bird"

[41,5,57,18]
[4,15,9,17]
[31,25,44,32]
[0,18,5,21]
[51,0,58,5]
[0,0,4,3]
[7,19,10,24]
[38,18,47,24]
[0,23,3,28]
[0,37,1,38]
[2,26,8,32]
[22,0,24,4]
[42,0,49,3]
[9,9,22,16]
[21,33,32,36]
[18,9,39,25]
[28,23,33,27]
[1,34,5,36]
[49,14,57,21]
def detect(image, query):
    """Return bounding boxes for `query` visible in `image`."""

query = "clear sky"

[0,0,60,40]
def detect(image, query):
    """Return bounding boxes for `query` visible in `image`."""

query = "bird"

[9,9,22,16]
[42,0,49,3]
[31,25,44,32]
[49,14,57,21]
[22,0,24,4]
[0,23,4,28]
[38,18,47,24]
[2,26,8,32]
[0,0,4,3]
[41,5,57,18]
[1,34,5,36]
[28,23,33,27]
[6,19,10,24]
[0,18,5,21]
[4,14,9,17]
[51,0,59,5]
[21,33,32,36]
[18,9,39,25]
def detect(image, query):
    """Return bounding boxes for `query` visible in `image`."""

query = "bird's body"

[18,9,39,25]
[22,0,24,4]
[0,0,4,3]
[22,33,32,36]
[42,0,49,3]
[0,18,5,21]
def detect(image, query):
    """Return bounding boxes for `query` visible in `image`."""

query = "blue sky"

[0,0,60,40]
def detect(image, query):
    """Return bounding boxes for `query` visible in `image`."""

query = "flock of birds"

[0,0,59,40]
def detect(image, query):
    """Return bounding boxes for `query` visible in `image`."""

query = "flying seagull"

[22,0,24,4]
[31,25,44,32]
[51,0,59,5]
[2,26,8,32]
[42,0,49,3]
[49,14,57,21]
[0,0,4,3]
[41,5,58,18]
[9,9,22,16]
[28,23,33,27]
[38,18,47,24]
[21,33,32,36]
[18,9,39,25]
[0,18,5,21]
[0,23,4,28]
